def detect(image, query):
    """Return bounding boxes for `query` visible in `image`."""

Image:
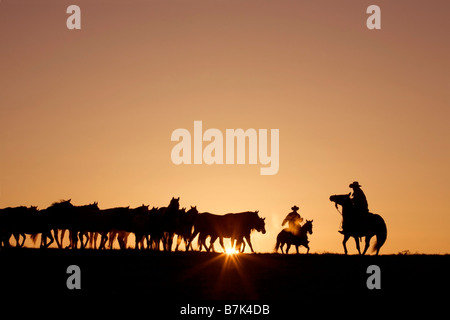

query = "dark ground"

[0,249,448,315]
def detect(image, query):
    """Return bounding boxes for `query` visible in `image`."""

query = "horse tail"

[372,215,387,254]
[274,232,281,252]
[30,233,39,244]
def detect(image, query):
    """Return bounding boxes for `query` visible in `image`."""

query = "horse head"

[169,197,180,209]
[187,206,198,215]
[303,219,313,235]
[85,202,100,210]
[329,193,351,206]
[133,204,149,213]
[254,212,266,234]
[47,199,75,211]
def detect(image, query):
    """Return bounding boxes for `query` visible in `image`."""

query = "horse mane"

[239,211,261,233]
[50,199,71,207]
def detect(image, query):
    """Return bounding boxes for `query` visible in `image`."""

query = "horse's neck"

[298,226,306,237]
[342,203,354,216]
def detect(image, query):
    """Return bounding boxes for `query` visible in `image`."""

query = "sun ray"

[225,247,239,255]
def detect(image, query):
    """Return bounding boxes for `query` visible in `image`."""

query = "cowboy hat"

[349,181,362,188]
[291,205,299,211]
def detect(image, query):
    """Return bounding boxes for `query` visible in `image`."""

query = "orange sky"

[1,0,449,254]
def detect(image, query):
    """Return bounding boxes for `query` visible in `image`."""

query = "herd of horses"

[0,194,387,255]
[0,197,267,253]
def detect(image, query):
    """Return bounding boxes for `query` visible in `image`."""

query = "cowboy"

[349,181,369,214]
[282,205,303,235]
[340,181,369,234]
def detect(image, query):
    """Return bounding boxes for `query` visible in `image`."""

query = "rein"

[334,203,343,215]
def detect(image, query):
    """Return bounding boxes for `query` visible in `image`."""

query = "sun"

[225,247,239,255]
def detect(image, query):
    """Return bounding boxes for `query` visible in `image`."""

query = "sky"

[1,0,449,254]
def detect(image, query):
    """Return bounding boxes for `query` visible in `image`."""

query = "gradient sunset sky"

[1,0,449,254]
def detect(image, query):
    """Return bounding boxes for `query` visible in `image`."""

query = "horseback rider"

[349,181,369,214]
[340,181,369,234]
[282,205,303,236]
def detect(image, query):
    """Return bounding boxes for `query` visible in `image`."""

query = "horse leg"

[198,233,207,251]
[67,230,74,249]
[134,233,140,249]
[2,233,12,248]
[354,236,361,255]
[305,241,310,254]
[118,233,125,249]
[155,235,161,251]
[161,233,167,251]
[144,235,150,249]
[243,235,255,253]
[209,235,217,252]
[175,234,182,251]
[187,229,199,251]
[296,245,299,254]
[197,235,203,251]
[201,235,209,252]
[91,231,100,249]
[52,229,61,248]
[240,239,246,253]
[12,233,18,247]
[99,232,108,250]
[183,236,190,251]
[81,232,88,248]
[39,233,46,248]
[98,232,104,249]
[219,237,226,253]
[167,232,175,252]
[342,234,350,255]
[286,244,290,254]
[103,232,109,249]
[87,231,93,248]
[70,230,78,249]
[44,231,54,248]
[19,233,26,247]
[60,229,66,248]
[13,233,23,247]
[38,233,45,248]
[83,232,90,248]
[230,237,237,250]
[79,232,86,249]
[362,235,372,255]
[78,232,85,249]
[108,231,115,249]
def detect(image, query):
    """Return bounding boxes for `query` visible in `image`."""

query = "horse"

[0,206,52,248]
[44,200,100,249]
[0,206,55,248]
[158,197,181,251]
[174,206,198,251]
[189,211,266,253]
[130,206,159,250]
[275,220,313,254]
[330,193,387,255]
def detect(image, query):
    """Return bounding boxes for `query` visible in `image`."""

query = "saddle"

[343,210,371,235]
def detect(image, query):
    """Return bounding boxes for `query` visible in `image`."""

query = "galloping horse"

[330,193,387,255]
[275,220,313,254]
[189,211,266,253]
